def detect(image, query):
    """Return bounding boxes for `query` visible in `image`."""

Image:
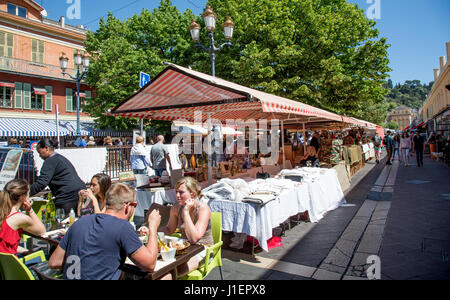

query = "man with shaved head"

[150,135,172,177]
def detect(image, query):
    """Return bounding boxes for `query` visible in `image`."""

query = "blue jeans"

[155,169,165,177]
[415,148,424,166]
[393,148,401,160]
[133,169,146,175]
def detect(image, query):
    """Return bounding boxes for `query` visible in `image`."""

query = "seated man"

[300,146,320,167]
[49,183,161,280]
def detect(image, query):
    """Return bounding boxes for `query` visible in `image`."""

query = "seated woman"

[77,173,112,217]
[138,177,213,280]
[0,179,46,255]
[300,146,319,167]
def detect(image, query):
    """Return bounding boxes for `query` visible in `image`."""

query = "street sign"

[139,72,150,88]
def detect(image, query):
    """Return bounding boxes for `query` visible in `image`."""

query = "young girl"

[77,173,112,217]
[0,179,46,255]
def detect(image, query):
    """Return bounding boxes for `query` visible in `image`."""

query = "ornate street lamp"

[59,50,90,137]
[189,6,235,77]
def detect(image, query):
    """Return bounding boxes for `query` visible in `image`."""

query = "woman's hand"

[22,198,33,213]
[183,198,196,213]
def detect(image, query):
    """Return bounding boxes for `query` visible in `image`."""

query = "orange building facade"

[0,0,110,140]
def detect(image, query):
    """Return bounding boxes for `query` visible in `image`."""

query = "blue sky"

[40,0,449,85]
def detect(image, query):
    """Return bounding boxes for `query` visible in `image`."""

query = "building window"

[0,31,14,58]
[31,93,43,110]
[7,3,27,18]
[0,86,13,107]
[31,39,44,64]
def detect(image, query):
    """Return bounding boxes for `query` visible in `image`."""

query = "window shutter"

[0,32,5,56]
[45,85,52,111]
[14,82,22,108]
[6,33,13,57]
[66,88,73,112]
[31,39,37,62]
[38,40,44,63]
[23,83,31,109]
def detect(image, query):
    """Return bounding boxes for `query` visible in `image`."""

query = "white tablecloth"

[135,189,177,218]
[208,168,346,252]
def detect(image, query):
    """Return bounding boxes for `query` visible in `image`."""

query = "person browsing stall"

[29,139,86,216]
[300,146,319,167]
[138,177,213,280]
[0,179,46,255]
[49,183,161,280]
[150,135,172,177]
[77,173,112,217]
[130,136,151,175]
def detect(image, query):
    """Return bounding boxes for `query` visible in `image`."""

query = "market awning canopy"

[32,87,47,95]
[0,118,131,137]
[0,82,15,88]
[111,63,349,125]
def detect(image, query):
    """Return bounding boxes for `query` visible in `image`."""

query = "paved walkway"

[205,152,450,280]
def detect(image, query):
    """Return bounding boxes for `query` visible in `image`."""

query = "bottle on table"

[69,209,76,227]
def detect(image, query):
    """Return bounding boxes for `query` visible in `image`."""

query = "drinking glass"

[55,208,65,226]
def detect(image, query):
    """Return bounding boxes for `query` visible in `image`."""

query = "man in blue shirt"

[49,183,161,280]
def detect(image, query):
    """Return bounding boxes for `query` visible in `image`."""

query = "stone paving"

[205,152,450,280]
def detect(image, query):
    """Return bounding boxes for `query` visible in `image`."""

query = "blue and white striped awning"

[0,118,131,137]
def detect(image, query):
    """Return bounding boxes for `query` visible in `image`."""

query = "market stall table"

[120,244,204,280]
[207,168,346,252]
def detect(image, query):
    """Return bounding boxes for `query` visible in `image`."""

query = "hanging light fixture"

[223,16,235,40]
[202,6,217,32]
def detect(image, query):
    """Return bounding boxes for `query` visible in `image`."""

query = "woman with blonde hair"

[0,179,46,255]
[138,177,213,279]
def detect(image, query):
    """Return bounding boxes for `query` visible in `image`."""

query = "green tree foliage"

[83,0,195,131]
[83,0,391,130]
[384,80,433,111]
[385,120,399,131]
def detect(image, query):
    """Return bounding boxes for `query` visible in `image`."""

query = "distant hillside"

[384,79,433,111]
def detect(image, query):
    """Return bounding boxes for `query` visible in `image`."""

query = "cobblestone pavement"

[205,152,450,280]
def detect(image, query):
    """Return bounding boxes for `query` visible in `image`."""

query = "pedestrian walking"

[400,132,411,166]
[393,133,401,161]
[150,135,172,177]
[383,131,394,165]
[412,131,425,167]
[372,132,382,164]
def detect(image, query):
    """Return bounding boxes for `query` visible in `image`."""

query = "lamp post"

[189,6,235,77]
[59,50,90,137]
[189,7,235,185]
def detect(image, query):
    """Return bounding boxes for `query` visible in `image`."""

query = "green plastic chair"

[0,252,35,280]
[179,212,224,280]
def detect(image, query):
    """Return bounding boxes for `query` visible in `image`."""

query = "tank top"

[0,212,24,254]
[177,203,214,246]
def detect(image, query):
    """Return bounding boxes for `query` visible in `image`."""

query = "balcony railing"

[0,56,80,80]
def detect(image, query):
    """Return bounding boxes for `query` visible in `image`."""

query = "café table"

[120,244,204,280]
[23,227,66,256]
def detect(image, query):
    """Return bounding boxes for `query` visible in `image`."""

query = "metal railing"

[103,146,133,179]
[0,146,134,184]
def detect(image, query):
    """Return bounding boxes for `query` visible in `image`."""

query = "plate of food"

[170,239,191,255]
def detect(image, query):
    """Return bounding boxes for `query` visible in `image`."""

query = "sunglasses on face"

[124,201,138,208]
